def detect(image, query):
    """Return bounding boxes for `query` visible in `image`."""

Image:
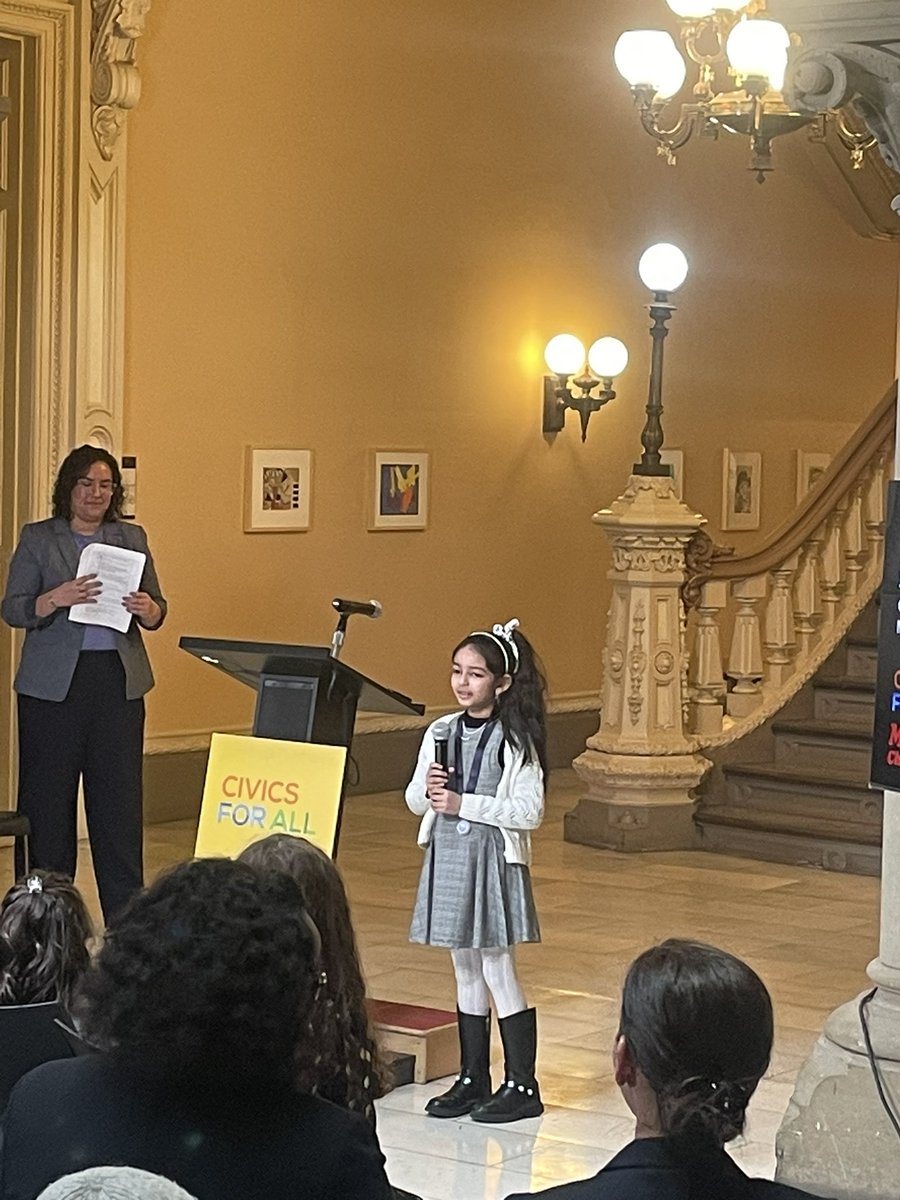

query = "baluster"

[793,529,824,657]
[726,575,767,718]
[865,452,887,559]
[689,579,727,735]
[819,503,846,623]
[842,485,866,595]
[764,554,798,687]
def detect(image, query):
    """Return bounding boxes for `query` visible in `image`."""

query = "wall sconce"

[542,334,629,442]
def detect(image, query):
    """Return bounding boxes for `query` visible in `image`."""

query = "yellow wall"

[124,0,899,738]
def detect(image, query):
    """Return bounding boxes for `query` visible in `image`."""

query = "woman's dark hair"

[0,872,93,1011]
[238,834,386,1120]
[619,938,773,1147]
[52,445,124,522]
[76,858,319,1090]
[453,626,548,776]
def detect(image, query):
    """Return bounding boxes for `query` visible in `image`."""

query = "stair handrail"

[697,380,896,585]
[685,379,897,751]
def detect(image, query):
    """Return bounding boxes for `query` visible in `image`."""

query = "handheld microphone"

[331,598,383,619]
[432,721,451,772]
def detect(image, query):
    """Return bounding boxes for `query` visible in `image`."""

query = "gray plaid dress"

[409,716,541,949]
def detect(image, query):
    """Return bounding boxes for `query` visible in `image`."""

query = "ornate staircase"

[696,604,882,875]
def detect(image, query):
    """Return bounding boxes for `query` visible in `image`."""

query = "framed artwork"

[244,447,312,532]
[721,449,761,531]
[796,451,831,504]
[370,451,429,530]
[659,448,684,501]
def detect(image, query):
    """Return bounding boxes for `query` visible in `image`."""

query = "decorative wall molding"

[90,0,150,162]
[142,692,604,756]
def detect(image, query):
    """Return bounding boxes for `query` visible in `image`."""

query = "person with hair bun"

[0,858,391,1200]
[406,618,548,1124]
[507,939,820,1199]
[0,871,93,1013]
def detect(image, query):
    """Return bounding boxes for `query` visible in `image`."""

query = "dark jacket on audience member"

[505,1138,821,1200]
[0,1055,392,1200]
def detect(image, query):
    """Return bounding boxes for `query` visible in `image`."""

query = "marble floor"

[2,770,881,1199]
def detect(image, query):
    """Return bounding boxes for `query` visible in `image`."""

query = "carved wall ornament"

[786,42,900,176]
[91,0,151,160]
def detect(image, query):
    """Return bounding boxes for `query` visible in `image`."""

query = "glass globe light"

[665,1,715,19]
[614,31,687,100]
[544,334,585,376]
[725,18,790,90]
[588,337,629,380]
[638,243,689,293]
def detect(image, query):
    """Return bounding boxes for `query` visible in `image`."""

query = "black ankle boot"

[470,1007,542,1123]
[425,1010,491,1118]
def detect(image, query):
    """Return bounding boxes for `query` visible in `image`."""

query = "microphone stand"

[330,613,349,659]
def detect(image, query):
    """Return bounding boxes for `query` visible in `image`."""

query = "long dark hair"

[52,445,124,522]
[0,872,94,1011]
[238,834,387,1120]
[453,624,548,776]
[619,938,773,1148]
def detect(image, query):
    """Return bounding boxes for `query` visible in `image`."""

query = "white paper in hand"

[68,543,146,633]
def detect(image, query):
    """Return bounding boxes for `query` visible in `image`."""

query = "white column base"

[776,976,900,1199]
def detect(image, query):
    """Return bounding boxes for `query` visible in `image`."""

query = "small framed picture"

[244,447,312,532]
[660,448,684,501]
[721,449,761,531]
[796,451,831,504]
[370,451,429,530]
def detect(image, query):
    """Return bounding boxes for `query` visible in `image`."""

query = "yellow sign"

[194,733,347,859]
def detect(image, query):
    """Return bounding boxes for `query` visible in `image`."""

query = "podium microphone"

[330,598,383,658]
[332,598,383,619]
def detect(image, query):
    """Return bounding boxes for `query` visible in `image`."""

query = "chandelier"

[614,0,877,183]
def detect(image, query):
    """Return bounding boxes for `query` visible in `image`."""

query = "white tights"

[451,947,527,1019]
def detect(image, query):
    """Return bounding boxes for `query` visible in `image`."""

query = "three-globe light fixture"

[544,242,688,474]
[613,1,876,182]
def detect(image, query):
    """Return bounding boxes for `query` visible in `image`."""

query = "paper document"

[68,543,146,633]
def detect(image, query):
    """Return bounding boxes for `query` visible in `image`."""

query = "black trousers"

[16,651,145,923]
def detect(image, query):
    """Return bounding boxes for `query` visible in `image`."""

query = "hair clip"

[471,617,521,674]
[25,875,43,894]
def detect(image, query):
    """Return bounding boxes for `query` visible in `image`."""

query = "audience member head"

[37,1167,196,1200]
[615,938,773,1147]
[238,834,385,1110]
[76,857,319,1090]
[0,872,93,1010]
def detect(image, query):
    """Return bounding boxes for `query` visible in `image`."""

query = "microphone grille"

[432,721,451,742]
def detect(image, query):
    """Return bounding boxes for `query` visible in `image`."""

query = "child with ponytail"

[406,618,547,1124]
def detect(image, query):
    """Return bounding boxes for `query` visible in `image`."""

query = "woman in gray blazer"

[1,445,166,921]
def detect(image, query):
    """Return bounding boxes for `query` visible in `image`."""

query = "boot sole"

[470,1102,544,1123]
[425,1102,485,1119]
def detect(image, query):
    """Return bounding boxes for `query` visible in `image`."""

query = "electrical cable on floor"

[859,987,900,1141]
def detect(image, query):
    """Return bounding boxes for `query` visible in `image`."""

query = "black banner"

[870,480,900,790]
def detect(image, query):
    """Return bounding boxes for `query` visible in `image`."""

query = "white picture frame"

[721,449,761,531]
[243,447,312,532]
[795,451,831,504]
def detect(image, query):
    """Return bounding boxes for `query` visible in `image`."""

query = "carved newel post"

[566,475,712,850]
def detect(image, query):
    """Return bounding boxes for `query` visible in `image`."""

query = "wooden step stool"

[367,1000,457,1084]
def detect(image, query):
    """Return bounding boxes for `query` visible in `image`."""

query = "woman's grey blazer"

[1,517,167,701]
